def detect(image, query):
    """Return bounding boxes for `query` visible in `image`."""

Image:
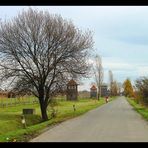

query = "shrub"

[135,77,148,106]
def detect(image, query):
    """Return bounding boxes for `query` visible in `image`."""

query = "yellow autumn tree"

[123,79,134,97]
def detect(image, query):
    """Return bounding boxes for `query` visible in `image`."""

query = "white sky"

[0,6,148,91]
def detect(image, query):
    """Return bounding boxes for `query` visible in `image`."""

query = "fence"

[0,96,39,108]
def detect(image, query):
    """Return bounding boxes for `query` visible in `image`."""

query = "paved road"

[31,97,148,142]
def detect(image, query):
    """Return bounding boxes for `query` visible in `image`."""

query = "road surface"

[31,97,148,142]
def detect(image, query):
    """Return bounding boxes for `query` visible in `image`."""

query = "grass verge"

[0,97,116,142]
[126,97,148,121]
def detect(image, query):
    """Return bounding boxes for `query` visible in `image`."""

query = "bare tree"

[93,54,104,99]
[109,70,114,96]
[0,8,93,121]
[112,80,118,96]
[117,82,122,95]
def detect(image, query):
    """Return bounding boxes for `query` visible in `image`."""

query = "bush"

[135,77,148,106]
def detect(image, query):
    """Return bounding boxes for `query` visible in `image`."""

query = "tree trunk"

[39,94,48,121]
[40,102,48,121]
[98,86,100,100]
[98,93,100,100]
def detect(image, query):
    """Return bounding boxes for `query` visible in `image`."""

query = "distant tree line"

[123,77,148,106]
[93,56,122,98]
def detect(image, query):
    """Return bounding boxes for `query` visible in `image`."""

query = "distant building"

[100,84,108,97]
[0,90,8,98]
[8,91,16,98]
[66,79,78,101]
[0,90,16,98]
[90,85,97,98]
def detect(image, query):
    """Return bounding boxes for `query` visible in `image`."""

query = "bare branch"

[0,8,93,121]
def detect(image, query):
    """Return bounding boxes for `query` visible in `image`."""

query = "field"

[0,96,115,142]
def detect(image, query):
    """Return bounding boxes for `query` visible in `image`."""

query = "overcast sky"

[0,6,148,91]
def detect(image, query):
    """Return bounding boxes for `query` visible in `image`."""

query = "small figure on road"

[105,96,109,103]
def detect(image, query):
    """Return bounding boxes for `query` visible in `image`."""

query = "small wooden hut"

[66,79,78,101]
[90,85,97,98]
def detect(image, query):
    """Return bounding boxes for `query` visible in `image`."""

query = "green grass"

[0,96,116,142]
[126,97,148,121]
